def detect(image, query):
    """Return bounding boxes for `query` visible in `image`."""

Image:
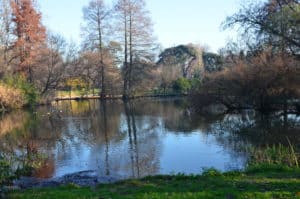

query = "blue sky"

[38,0,241,52]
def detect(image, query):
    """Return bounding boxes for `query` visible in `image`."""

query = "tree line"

[0,0,299,113]
[191,0,300,113]
[0,0,160,107]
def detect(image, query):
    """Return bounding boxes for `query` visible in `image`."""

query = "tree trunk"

[123,9,129,100]
[128,13,133,98]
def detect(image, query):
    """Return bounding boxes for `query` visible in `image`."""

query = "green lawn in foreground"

[8,166,300,199]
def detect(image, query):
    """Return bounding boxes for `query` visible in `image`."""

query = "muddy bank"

[13,171,122,189]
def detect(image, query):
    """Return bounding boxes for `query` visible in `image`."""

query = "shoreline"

[12,170,121,190]
[0,94,187,114]
[54,93,188,101]
[7,165,300,199]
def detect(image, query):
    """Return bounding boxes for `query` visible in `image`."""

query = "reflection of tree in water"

[216,111,300,146]
[47,100,162,178]
[0,110,64,178]
[130,99,198,133]
[50,100,124,177]
[0,100,178,179]
[137,101,300,167]
[150,101,300,149]
[122,101,162,178]
[1,99,299,179]
[124,102,138,177]
[129,99,226,133]
[0,111,28,136]
[101,101,110,176]
[54,100,93,117]
[204,111,300,159]
[55,100,123,144]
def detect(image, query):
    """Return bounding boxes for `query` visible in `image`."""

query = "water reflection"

[0,99,299,179]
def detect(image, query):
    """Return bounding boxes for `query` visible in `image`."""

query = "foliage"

[129,60,158,95]
[157,45,203,78]
[173,78,192,94]
[11,0,46,80]
[192,50,300,112]
[201,168,223,177]
[248,144,299,168]
[8,167,300,199]
[224,0,300,55]
[0,83,26,111]
[0,152,46,188]
[65,78,88,91]
[0,157,14,186]
[189,78,201,90]
[3,76,39,107]
[202,0,300,113]
[202,52,224,72]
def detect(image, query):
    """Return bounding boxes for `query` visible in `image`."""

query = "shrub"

[202,168,223,177]
[192,50,300,112]
[0,158,15,187]
[190,78,202,90]
[173,78,192,94]
[248,144,299,168]
[1,76,39,108]
[0,152,47,187]
[0,84,26,110]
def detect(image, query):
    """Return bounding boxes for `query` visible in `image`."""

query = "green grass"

[8,167,300,199]
[247,143,299,168]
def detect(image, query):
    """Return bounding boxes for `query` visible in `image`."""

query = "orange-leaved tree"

[11,0,46,83]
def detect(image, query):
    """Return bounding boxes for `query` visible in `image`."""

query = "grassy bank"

[55,90,186,101]
[0,76,38,112]
[8,165,300,199]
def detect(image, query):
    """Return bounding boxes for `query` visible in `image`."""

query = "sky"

[38,0,242,52]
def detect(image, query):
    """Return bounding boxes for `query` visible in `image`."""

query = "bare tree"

[79,50,100,95]
[78,48,123,97]
[34,32,67,96]
[82,0,111,99]
[223,0,300,57]
[0,0,13,75]
[115,0,157,99]
[194,49,300,112]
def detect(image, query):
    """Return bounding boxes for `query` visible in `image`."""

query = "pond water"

[0,98,299,180]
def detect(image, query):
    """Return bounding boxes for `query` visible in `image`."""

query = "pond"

[0,98,299,181]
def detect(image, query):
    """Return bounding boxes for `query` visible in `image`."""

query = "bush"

[248,144,299,168]
[173,78,192,94]
[1,76,39,109]
[0,84,26,111]
[192,51,300,112]
[202,168,223,177]
[190,78,202,90]
[0,152,47,187]
[0,158,15,187]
